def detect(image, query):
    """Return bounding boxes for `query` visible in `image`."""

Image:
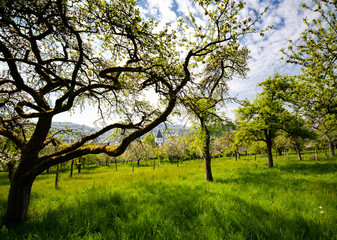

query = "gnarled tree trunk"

[2,117,52,226]
[2,166,36,226]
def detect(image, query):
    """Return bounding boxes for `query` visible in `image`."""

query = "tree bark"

[55,164,60,189]
[324,134,335,157]
[266,139,273,168]
[264,129,274,168]
[76,163,82,173]
[202,125,213,182]
[328,141,335,157]
[286,149,289,160]
[70,160,74,177]
[7,162,15,183]
[3,117,52,226]
[2,170,36,226]
[294,143,302,161]
[315,147,318,160]
[204,155,213,181]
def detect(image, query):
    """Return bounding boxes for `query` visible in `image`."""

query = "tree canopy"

[0,0,267,226]
[281,0,337,116]
[280,0,337,156]
[235,74,309,168]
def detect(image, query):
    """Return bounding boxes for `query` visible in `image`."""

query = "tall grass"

[0,152,336,239]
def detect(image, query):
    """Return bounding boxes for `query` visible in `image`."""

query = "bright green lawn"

[0,152,336,239]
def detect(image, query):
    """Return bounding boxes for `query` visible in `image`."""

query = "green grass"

[0,152,336,239]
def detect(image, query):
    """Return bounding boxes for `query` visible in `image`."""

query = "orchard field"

[0,152,336,240]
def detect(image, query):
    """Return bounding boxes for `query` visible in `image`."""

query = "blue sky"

[54,0,315,127]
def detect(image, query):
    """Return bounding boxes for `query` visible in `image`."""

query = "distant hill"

[51,122,192,143]
[51,122,98,143]
[52,122,95,132]
[152,123,191,132]
[52,122,189,133]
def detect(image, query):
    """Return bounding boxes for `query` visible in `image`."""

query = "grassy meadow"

[0,151,336,240]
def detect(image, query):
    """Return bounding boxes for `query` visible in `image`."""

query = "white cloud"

[175,0,195,16]
[225,0,316,119]
[141,0,178,31]
[175,0,204,16]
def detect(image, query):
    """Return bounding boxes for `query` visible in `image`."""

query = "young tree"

[0,0,267,225]
[248,141,266,161]
[182,97,227,180]
[285,117,316,160]
[237,73,318,166]
[185,130,202,160]
[163,135,188,166]
[177,0,267,180]
[236,74,295,168]
[219,129,237,159]
[142,132,157,167]
[274,133,292,160]
[213,133,228,157]
[123,140,154,166]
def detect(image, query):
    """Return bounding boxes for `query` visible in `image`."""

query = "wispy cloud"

[139,0,178,31]
[228,0,314,101]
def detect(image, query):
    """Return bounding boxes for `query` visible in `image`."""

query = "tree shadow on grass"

[276,161,337,175]
[215,167,337,198]
[1,181,335,240]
